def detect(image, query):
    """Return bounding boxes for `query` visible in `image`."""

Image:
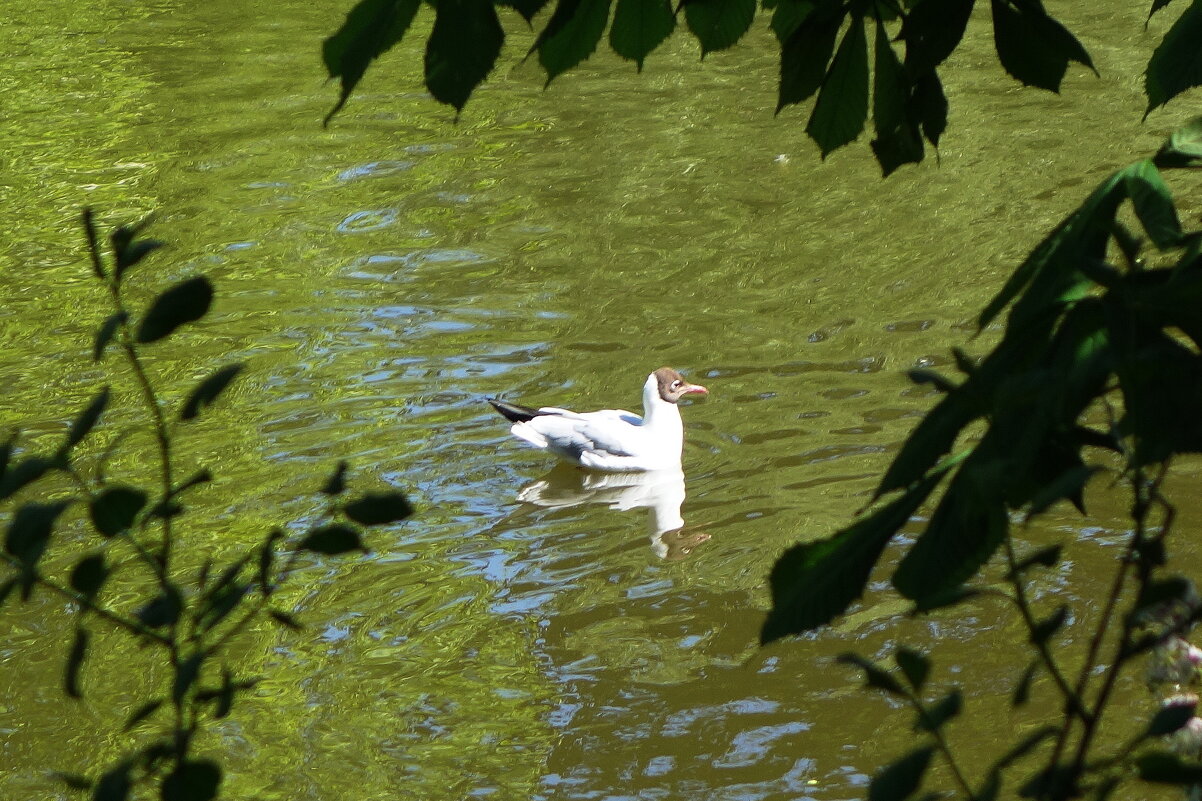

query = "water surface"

[1,2,1198,799]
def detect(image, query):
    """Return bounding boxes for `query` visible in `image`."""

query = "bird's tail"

[488,398,543,423]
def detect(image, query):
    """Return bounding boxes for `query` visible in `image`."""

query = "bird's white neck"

[641,373,682,431]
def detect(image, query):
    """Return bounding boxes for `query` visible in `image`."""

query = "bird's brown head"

[653,367,709,404]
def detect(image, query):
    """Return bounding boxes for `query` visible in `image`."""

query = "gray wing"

[530,408,644,459]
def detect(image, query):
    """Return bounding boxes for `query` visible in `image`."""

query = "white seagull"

[488,367,709,472]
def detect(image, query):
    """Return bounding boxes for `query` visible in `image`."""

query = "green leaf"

[161,760,221,801]
[1137,751,1202,783]
[0,429,13,481]
[1030,604,1069,645]
[93,312,127,362]
[806,16,869,157]
[900,0,975,75]
[912,71,947,146]
[176,469,213,495]
[108,216,155,280]
[136,277,213,343]
[173,652,204,704]
[871,16,924,177]
[1154,116,1202,168]
[114,238,163,280]
[93,760,133,801]
[906,369,956,393]
[776,5,842,112]
[123,698,164,731]
[761,465,947,642]
[868,746,935,801]
[70,554,109,602]
[838,653,906,695]
[990,0,1094,92]
[180,364,244,421]
[499,0,550,22]
[269,609,303,630]
[83,208,105,280]
[917,689,961,731]
[682,0,756,55]
[1025,465,1097,517]
[1124,159,1181,249]
[1111,329,1202,465]
[344,491,414,525]
[150,499,184,520]
[995,725,1057,768]
[65,387,110,451]
[214,668,235,719]
[5,501,69,567]
[0,455,52,501]
[1149,0,1176,18]
[1012,660,1038,706]
[65,627,89,698]
[258,529,284,595]
[1145,2,1202,116]
[136,584,183,628]
[535,0,613,85]
[770,0,813,43]
[321,460,349,495]
[301,523,367,555]
[425,0,505,111]
[609,0,675,70]
[909,585,981,613]
[196,577,249,633]
[1006,544,1062,579]
[895,647,930,691]
[1146,701,1197,737]
[892,457,1007,604]
[0,578,18,608]
[52,772,92,791]
[1136,575,1196,612]
[322,0,421,124]
[978,167,1127,330]
[90,487,147,538]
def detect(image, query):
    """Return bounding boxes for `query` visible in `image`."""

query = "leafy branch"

[321,0,1202,175]
[0,212,414,801]
[762,118,1202,799]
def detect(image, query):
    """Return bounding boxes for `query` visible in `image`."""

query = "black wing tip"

[487,398,541,423]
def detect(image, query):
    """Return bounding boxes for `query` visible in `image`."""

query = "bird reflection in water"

[514,465,710,560]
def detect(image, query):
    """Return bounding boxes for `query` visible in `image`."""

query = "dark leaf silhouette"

[682,0,755,55]
[65,627,89,698]
[321,461,349,495]
[1145,3,1202,116]
[425,0,504,110]
[136,276,213,343]
[90,487,148,538]
[609,0,674,70]
[93,312,127,362]
[301,523,366,555]
[991,0,1094,92]
[807,17,869,157]
[162,760,221,801]
[323,0,421,123]
[180,364,244,421]
[65,387,110,450]
[535,0,613,85]
[344,491,413,525]
[70,554,109,602]
[895,647,930,691]
[868,746,935,801]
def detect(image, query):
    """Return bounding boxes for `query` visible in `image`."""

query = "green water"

[2,1,1199,799]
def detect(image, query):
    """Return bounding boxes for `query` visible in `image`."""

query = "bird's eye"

[671,380,681,389]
